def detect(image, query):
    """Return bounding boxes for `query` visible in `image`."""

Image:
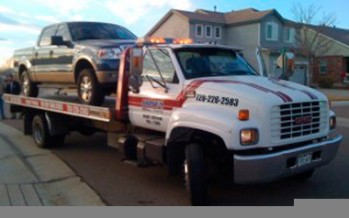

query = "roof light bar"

[172,38,193,44]
[136,37,193,46]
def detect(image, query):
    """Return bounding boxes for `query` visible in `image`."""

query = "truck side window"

[39,26,58,46]
[56,24,71,42]
[142,49,178,84]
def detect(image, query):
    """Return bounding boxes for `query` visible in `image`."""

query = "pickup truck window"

[142,49,178,84]
[68,22,136,41]
[56,24,71,42]
[175,47,258,79]
[39,25,58,46]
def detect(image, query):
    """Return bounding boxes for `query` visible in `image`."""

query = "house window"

[284,27,296,43]
[214,26,221,39]
[195,24,203,38]
[320,60,327,74]
[266,22,278,41]
[205,25,212,38]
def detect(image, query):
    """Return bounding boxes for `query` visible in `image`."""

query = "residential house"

[146,8,310,85]
[306,26,349,84]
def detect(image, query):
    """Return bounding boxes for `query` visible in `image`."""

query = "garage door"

[289,64,307,85]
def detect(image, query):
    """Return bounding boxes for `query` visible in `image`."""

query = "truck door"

[128,47,183,132]
[51,23,75,83]
[34,25,58,82]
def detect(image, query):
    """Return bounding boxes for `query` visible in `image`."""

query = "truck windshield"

[174,47,258,79]
[68,22,137,41]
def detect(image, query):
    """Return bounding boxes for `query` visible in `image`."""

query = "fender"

[166,106,235,148]
[16,59,34,80]
[44,112,70,136]
[72,55,98,81]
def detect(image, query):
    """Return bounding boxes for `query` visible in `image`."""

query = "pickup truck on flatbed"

[5,37,342,206]
[13,21,136,105]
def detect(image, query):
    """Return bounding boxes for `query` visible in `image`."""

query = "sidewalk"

[0,121,105,206]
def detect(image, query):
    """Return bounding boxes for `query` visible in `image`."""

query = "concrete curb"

[327,96,349,102]
[0,121,106,206]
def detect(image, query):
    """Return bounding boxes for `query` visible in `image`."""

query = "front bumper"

[233,135,342,184]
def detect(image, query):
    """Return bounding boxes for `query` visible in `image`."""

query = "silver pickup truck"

[13,21,136,105]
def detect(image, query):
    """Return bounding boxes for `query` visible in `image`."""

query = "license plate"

[297,153,312,167]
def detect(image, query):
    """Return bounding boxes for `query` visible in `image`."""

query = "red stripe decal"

[269,79,318,100]
[128,79,294,110]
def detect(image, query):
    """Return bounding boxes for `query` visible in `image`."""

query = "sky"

[1,0,349,63]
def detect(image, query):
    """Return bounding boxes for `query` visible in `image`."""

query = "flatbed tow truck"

[4,37,342,205]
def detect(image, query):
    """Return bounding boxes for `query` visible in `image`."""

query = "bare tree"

[291,2,337,85]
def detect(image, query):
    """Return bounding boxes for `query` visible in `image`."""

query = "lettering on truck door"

[128,48,183,132]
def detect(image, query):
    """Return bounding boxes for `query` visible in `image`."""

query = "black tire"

[21,70,38,97]
[77,68,105,106]
[185,143,208,206]
[32,114,52,148]
[292,169,315,181]
[32,115,65,148]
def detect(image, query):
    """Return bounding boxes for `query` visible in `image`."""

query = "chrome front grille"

[271,101,328,141]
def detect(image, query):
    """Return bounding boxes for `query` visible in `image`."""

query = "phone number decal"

[195,94,239,107]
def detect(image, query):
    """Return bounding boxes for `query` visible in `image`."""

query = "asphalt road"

[1,103,349,206]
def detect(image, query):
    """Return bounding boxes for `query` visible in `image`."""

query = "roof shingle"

[174,8,279,25]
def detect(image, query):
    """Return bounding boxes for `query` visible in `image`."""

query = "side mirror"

[51,36,66,46]
[129,75,143,93]
[128,48,143,93]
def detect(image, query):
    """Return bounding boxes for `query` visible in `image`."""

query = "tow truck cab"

[124,37,341,202]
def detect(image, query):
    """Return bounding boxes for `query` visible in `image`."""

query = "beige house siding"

[301,28,349,57]
[148,14,189,38]
[321,39,349,57]
[189,22,226,44]
[226,23,260,71]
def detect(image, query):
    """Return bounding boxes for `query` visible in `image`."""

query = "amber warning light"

[136,37,193,46]
[172,38,193,44]
[238,109,249,121]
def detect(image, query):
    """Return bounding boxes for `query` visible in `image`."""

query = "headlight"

[98,48,122,59]
[240,128,259,146]
[329,116,336,130]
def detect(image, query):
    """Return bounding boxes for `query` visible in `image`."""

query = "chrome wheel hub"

[22,74,30,96]
[80,76,92,102]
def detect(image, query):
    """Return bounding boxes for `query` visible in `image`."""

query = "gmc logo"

[294,116,312,125]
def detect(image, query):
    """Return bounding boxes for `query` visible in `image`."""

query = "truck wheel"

[32,114,52,148]
[21,70,38,97]
[77,69,105,106]
[184,143,208,206]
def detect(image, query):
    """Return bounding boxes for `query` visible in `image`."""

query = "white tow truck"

[4,37,342,205]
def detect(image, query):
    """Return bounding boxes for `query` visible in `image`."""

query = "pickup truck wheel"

[32,115,52,148]
[21,70,38,97]
[184,143,208,206]
[77,69,105,106]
